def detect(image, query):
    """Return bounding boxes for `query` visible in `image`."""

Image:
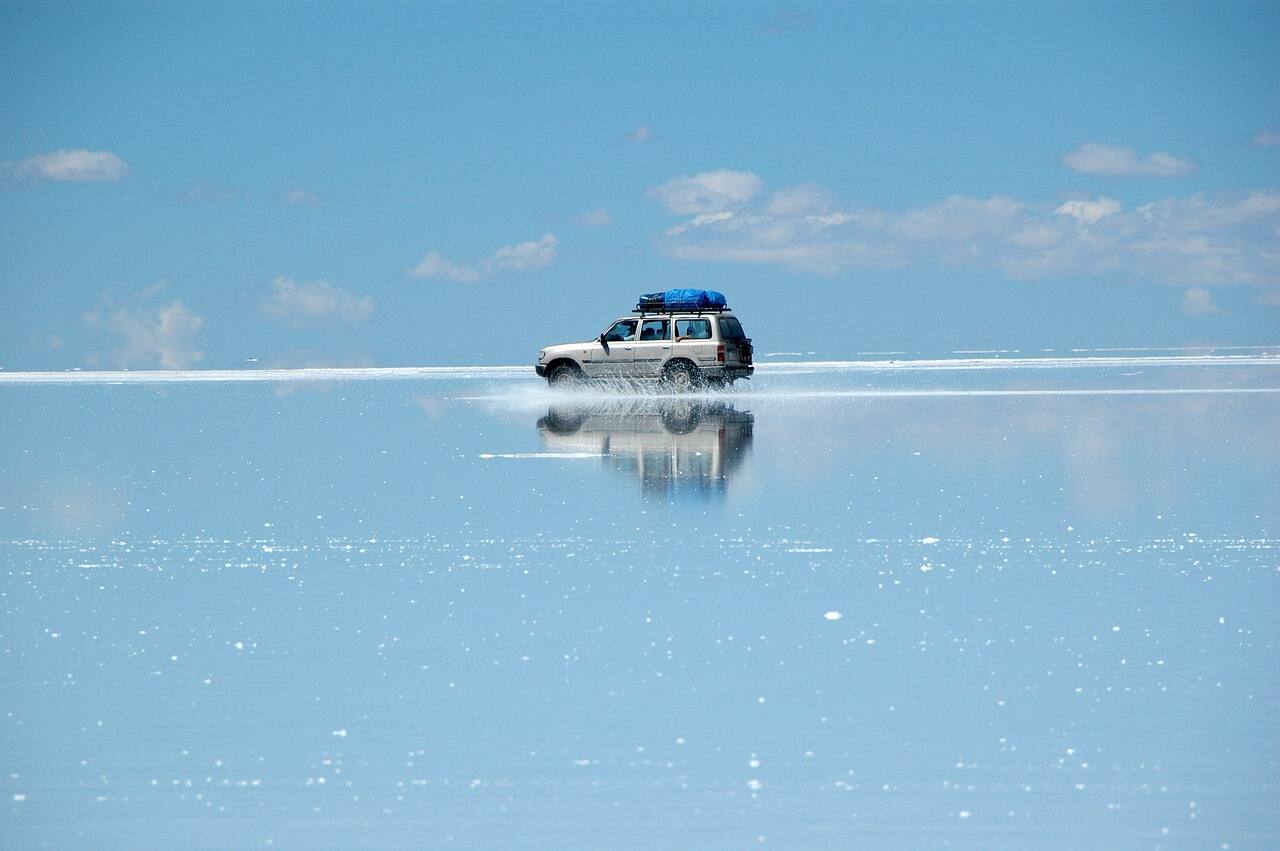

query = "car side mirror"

[599,333,607,344]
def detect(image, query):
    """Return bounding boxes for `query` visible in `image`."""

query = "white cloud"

[84,294,204,369]
[764,184,836,217]
[1251,128,1280,148]
[1135,190,1280,229]
[574,207,614,227]
[892,195,1025,241]
[407,251,483,283]
[281,187,321,206]
[1055,198,1122,225]
[488,233,558,273]
[624,123,654,143]
[1180,287,1220,316]
[260,277,374,325]
[649,170,1280,287]
[646,169,764,215]
[1062,142,1195,178]
[664,211,734,237]
[3,149,129,183]
[406,233,558,282]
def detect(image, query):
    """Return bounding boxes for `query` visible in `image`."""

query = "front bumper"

[534,364,546,377]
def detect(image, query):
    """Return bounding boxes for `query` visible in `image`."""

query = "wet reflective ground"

[2,355,1278,849]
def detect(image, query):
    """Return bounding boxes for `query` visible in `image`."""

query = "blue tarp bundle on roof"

[639,288,728,310]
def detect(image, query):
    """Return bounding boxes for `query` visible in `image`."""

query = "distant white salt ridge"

[1,350,1277,384]
[754,352,1280,373]
[0,365,532,384]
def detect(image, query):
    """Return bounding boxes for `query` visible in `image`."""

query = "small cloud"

[2,148,129,183]
[260,276,374,326]
[623,123,654,143]
[407,251,482,283]
[647,169,764,215]
[574,207,614,227]
[1251,128,1280,148]
[1062,142,1195,178]
[1055,197,1122,225]
[281,187,320,207]
[1180,287,1220,316]
[488,233,558,273]
[83,290,205,369]
[179,181,243,202]
[406,233,558,282]
[1254,289,1280,307]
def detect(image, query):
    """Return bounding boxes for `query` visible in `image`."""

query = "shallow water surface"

[2,355,1278,849]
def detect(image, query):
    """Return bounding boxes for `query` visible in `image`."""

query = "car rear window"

[675,319,712,340]
[717,317,746,341]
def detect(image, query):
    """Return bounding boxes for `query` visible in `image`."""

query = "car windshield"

[602,319,637,342]
[718,317,746,341]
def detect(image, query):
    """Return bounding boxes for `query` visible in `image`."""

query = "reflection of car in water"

[537,401,753,501]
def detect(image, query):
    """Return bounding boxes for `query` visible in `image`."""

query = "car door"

[631,317,671,377]
[673,316,716,370]
[585,318,637,378]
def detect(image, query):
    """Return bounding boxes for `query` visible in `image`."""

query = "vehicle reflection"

[537,400,753,501]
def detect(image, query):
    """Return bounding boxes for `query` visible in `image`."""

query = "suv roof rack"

[632,304,732,314]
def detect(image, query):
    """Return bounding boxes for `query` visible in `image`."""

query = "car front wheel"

[547,364,583,388]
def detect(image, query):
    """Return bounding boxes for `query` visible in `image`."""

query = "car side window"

[602,319,637,342]
[675,319,712,340]
[639,319,669,341]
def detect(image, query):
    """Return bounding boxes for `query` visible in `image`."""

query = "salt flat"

[2,356,1277,849]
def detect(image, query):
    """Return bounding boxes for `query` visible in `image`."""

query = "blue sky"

[2,0,1278,370]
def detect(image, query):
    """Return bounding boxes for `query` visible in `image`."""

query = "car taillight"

[717,344,725,363]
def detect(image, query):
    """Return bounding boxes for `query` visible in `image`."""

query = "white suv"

[536,309,754,390]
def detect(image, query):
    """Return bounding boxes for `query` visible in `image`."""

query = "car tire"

[662,361,700,393]
[539,405,588,433]
[660,401,701,433]
[547,364,583,388]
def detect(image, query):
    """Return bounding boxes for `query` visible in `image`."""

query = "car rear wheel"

[662,361,700,393]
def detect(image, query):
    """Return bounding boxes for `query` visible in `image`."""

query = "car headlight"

[537,350,547,362]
